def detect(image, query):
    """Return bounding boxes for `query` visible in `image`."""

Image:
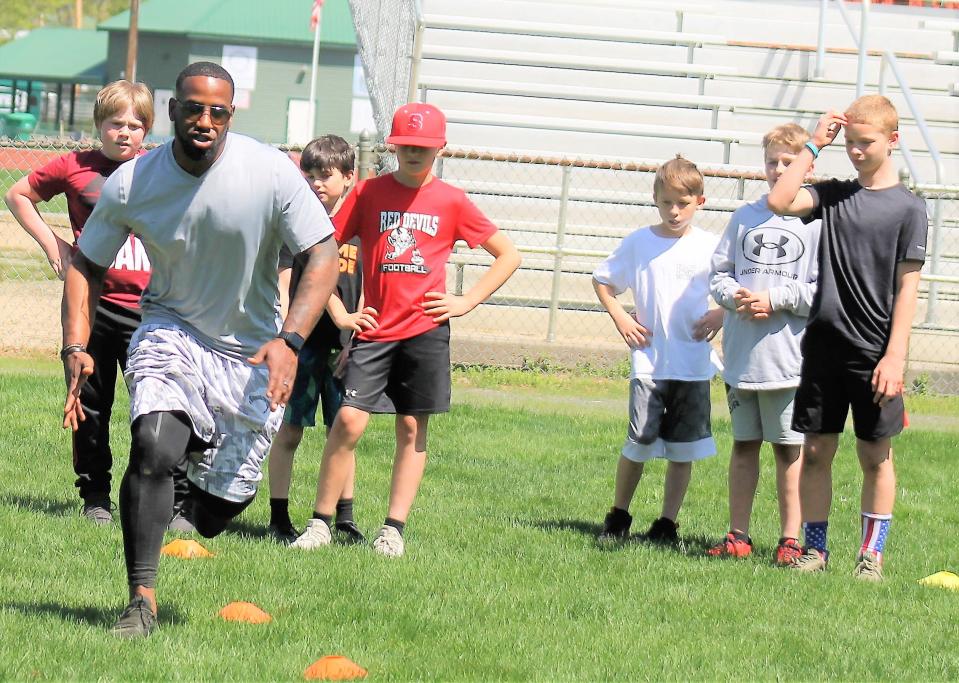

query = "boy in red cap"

[291,103,521,557]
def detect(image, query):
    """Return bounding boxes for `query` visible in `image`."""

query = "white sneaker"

[290,518,332,550]
[372,525,405,557]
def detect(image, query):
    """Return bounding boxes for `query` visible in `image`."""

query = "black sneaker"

[334,520,367,544]
[598,508,632,544]
[268,520,300,545]
[644,517,679,544]
[110,595,157,639]
[81,497,114,526]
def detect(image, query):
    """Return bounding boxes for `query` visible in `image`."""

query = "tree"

[0,0,131,42]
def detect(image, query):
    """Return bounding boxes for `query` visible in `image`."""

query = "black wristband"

[59,343,86,361]
[277,331,305,354]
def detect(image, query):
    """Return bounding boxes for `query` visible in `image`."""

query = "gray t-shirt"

[79,134,332,360]
[802,179,927,357]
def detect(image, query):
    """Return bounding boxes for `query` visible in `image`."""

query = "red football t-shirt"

[29,149,150,310]
[334,174,497,342]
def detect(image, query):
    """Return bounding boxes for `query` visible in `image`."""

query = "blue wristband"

[804,141,820,158]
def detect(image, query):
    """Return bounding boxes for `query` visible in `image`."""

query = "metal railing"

[816,0,871,95]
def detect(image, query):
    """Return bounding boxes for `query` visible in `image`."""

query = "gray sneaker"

[790,547,828,572]
[372,525,405,558]
[110,595,157,639]
[853,550,884,582]
[290,517,332,550]
[167,511,196,533]
[81,498,113,525]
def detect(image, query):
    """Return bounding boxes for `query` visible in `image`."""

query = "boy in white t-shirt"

[594,156,723,544]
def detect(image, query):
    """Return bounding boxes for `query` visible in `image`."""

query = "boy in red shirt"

[4,81,189,525]
[292,103,521,557]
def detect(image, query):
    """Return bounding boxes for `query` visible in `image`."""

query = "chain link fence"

[2,136,959,392]
[347,0,415,149]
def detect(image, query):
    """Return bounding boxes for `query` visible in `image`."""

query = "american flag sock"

[803,520,829,557]
[860,512,892,563]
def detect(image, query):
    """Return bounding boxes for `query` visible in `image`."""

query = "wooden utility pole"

[125,0,140,81]
[72,0,82,129]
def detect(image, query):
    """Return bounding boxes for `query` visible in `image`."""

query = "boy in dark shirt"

[268,135,376,544]
[768,95,928,581]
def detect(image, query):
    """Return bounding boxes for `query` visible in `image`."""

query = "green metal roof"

[99,0,356,48]
[0,28,107,84]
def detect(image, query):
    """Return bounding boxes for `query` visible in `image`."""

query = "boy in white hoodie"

[707,123,820,565]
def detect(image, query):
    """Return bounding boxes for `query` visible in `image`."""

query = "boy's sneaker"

[371,525,405,558]
[334,520,367,544]
[110,595,157,639]
[789,547,828,572]
[290,518,332,550]
[853,550,884,582]
[268,520,300,545]
[644,517,679,544]
[706,532,752,558]
[774,537,803,566]
[597,508,632,544]
[81,497,113,526]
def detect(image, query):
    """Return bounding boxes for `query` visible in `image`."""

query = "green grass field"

[1,359,958,681]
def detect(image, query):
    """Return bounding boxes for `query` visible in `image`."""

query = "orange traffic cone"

[303,656,368,680]
[160,539,213,558]
[218,601,272,624]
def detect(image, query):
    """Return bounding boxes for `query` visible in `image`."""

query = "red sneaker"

[706,532,752,558]
[774,537,803,566]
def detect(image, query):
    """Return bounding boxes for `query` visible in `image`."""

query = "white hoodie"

[710,195,821,389]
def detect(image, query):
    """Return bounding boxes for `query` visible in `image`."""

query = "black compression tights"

[121,412,254,588]
[120,412,192,589]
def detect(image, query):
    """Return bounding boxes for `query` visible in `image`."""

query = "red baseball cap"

[386,103,446,148]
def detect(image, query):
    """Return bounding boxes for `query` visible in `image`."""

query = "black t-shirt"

[801,179,927,358]
[283,237,363,350]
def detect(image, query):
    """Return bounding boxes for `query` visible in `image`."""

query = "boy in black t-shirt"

[267,136,379,544]
[768,95,928,581]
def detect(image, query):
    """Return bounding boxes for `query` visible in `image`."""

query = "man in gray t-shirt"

[61,62,339,638]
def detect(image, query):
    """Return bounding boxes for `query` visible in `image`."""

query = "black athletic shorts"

[340,323,451,415]
[791,348,904,441]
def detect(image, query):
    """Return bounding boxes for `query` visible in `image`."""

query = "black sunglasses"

[176,99,233,124]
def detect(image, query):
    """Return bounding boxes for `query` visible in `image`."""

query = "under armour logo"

[407,113,424,131]
[345,388,358,398]
[753,233,789,259]
[741,226,805,266]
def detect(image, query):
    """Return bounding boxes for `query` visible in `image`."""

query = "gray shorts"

[726,386,803,445]
[623,378,715,463]
[125,324,284,502]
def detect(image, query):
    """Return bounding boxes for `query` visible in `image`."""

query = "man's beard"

[175,125,223,162]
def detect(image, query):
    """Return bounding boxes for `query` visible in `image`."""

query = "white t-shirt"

[79,134,332,360]
[594,225,720,380]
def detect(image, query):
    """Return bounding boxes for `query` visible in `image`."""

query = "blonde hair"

[653,155,704,197]
[845,94,898,134]
[93,80,154,132]
[762,123,810,154]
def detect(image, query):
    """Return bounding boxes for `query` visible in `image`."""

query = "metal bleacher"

[414,0,958,181]
[377,0,959,365]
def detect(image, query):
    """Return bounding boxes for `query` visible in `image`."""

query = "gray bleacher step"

[421,46,738,79]
[418,76,750,111]
[422,14,727,46]
[695,41,956,93]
